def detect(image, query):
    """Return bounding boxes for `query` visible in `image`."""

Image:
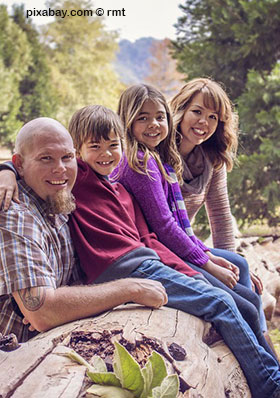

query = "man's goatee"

[46,190,76,215]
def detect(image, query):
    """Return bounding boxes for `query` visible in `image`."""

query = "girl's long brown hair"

[117,84,183,183]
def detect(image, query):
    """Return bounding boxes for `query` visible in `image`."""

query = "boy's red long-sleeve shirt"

[68,159,199,283]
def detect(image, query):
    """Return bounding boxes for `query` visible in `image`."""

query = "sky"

[2,0,183,41]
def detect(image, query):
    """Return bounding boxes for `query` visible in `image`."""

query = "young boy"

[1,105,280,397]
[68,105,200,282]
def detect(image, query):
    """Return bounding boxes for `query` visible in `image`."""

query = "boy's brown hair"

[68,105,124,155]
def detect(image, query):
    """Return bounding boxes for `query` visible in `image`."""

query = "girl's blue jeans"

[130,259,280,398]
[209,247,267,332]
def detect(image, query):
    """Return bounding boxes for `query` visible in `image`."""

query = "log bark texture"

[236,236,280,320]
[0,304,251,398]
[2,236,279,398]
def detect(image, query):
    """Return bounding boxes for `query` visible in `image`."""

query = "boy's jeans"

[129,259,280,398]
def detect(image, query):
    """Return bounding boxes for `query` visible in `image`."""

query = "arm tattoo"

[19,287,46,311]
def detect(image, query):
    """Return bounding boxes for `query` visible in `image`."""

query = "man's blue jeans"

[129,259,280,398]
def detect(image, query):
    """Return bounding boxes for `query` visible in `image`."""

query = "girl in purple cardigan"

[114,83,273,350]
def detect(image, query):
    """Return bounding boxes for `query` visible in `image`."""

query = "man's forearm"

[13,278,168,332]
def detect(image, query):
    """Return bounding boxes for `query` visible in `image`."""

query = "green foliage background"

[0,0,280,228]
[0,0,124,150]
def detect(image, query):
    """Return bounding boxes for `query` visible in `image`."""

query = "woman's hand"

[0,170,19,210]
[250,272,263,294]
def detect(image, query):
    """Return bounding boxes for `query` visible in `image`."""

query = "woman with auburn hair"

[169,77,268,333]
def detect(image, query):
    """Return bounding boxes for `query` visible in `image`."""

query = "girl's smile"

[132,99,168,149]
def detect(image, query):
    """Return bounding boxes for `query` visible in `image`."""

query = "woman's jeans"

[209,247,267,332]
[130,259,280,398]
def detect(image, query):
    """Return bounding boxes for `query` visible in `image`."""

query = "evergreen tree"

[229,65,280,226]
[173,0,280,99]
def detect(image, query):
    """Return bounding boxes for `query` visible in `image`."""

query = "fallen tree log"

[236,236,280,321]
[0,304,251,398]
[204,233,280,322]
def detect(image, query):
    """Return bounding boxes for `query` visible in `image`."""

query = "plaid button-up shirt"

[0,180,77,342]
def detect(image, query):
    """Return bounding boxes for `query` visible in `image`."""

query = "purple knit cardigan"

[112,153,210,267]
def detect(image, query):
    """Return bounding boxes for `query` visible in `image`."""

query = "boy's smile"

[78,131,122,176]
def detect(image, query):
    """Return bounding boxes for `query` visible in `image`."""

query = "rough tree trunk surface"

[1,236,279,398]
[0,304,251,398]
[236,236,280,320]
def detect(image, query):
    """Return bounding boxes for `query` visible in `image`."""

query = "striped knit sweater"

[181,148,236,252]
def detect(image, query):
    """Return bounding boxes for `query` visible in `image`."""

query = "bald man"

[0,118,167,342]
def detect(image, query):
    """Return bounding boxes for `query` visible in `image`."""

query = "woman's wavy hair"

[170,78,239,171]
[117,84,183,183]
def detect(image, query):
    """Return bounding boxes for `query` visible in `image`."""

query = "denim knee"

[233,254,249,275]
[210,248,251,287]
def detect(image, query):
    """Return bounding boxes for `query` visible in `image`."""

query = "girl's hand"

[250,272,263,294]
[207,251,240,279]
[0,170,19,210]
[203,259,239,289]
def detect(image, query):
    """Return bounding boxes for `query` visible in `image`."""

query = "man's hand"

[0,170,19,211]
[127,278,168,308]
[22,317,36,332]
